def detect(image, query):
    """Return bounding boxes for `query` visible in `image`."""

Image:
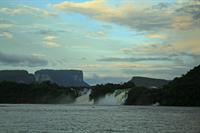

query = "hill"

[129,76,169,88]
[161,65,200,106]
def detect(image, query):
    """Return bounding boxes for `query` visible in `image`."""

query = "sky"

[0,0,199,85]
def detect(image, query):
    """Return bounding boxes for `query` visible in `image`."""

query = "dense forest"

[124,87,162,105]
[0,81,80,104]
[160,65,200,106]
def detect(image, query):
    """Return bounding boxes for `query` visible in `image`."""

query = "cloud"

[173,37,200,55]
[0,20,14,29]
[0,32,13,39]
[52,0,200,32]
[122,36,200,56]
[172,16,193,29]
[50,0,144,31]
[80,63,153,69]
[36,29,66,35]
[145,34,167,39]
[32,53,46,58]
[98,57,172,62]
[80,64,102,69]
[121,67,188,80]
[121,44,169,56]
[120,34,200,67]
[0,5,57,17]
[152,3,172,10]
[176,1,200,21]
[52,0,118,17]
[108,63,155,69]
[0,51,48,67]
[43,36,60,48]
[85,73,129,85]
[86,31,107,39]
[0,24,13,29]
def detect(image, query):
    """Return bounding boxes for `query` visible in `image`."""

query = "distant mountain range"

[129,76,169,88]
[0,70,170,88]
[0,69,89,87]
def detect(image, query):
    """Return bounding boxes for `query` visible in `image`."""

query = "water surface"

[0,104,200,133]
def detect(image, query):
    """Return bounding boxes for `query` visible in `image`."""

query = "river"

[0,104,199,133]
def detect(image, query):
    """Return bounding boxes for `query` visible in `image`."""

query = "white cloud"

[43,36,60,48]
[86,31,107,39]
[145,34,167,40]
[0,32,13,39]
[32,53,46,58]
[80,63,156,69]
[0,5,57,17]
[52,0,129,20]
[172,16,193,30]
[52,0,199,32]
[0,24,13,29]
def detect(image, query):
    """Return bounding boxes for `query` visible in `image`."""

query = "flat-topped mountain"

[0,69,89,87]
[35,69,89,87]
[129,76,169,88]
[0,70,35,83]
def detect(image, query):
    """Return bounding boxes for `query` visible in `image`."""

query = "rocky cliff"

[0,70,35,83]
[35,69,89,87]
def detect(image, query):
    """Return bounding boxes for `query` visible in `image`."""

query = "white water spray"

[75,89,93,105]
[95,89,129,105]
[74,89,129,105]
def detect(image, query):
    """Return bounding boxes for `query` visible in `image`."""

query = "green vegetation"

[160,65,200,106]
[124,87,162,105]
[0,81,79,104]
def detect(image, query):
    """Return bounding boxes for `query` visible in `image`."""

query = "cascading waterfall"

[95,89,129,105]
[75,89,93,105]
[74,89,129,105]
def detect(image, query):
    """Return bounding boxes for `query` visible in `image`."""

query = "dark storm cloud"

[97,57,172,62]
[0,52,48,67]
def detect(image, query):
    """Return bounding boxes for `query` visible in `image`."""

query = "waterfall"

[74,89,129,105]
[95,89,129,105]
[75,89,93,105]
